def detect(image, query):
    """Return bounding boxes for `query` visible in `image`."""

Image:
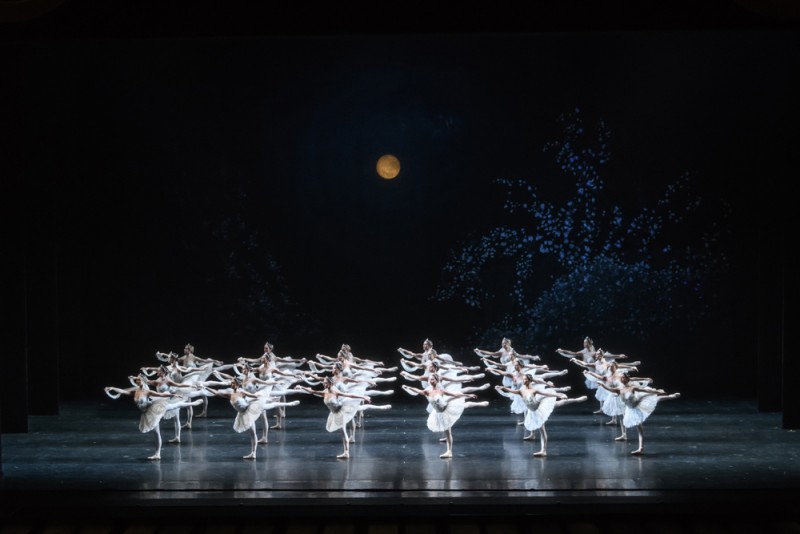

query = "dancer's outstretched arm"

[398,347,423,360]
[401,384,426,396]
[441,389,478,399]
[570,358,594,369]
[293,385,325,397]
[555,348,580,357]
[584,370,605,381]
[400,370,426,382]
[596,381,621,394]
[104,386,136,399]
[514,351,541,362]
[495,385,521,396]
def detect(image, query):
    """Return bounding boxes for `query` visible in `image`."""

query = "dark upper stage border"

[3,0,800,41]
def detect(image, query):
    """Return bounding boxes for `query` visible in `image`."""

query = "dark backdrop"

[3,2,794,410]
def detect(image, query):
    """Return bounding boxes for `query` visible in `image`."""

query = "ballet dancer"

[569,349,639,415]
[294,377,391,459]
[201,377,300,459]
[402,373,489,459]
[104,375,204,460]
[495,374,587,455]
[595,372,680,455]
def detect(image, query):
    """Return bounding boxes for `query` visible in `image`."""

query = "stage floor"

[2,398,800,526]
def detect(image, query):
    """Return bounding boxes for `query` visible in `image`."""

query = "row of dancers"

[103,337,679,460]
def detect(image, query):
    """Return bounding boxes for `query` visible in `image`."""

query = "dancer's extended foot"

[533,450,547,457]
[523,433,535,441]
[196,412,207,418]
[440,451,452,459]
[168,437,180,444]
[181,422,192,429]
[337,452,350,459]
[270,423,282,429]
[257,437,268,444]
[605,419,616,426]
[615,435,627,442]
[147,454,161,461]
[593,409,603,414]
[631,448,643,455]
[243,452,256,460]
[439,437,447,442]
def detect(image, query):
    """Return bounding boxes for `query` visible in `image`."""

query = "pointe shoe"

[440,451,452,459]
[615,435,627,442]
[523,434,535,441]
[533,451,547,457]
[257,437,268,444]
[147,454,161,461]
[631,449,643,456]
[168,437,180,444]
[337,452,350,459]
[243,452,256,460]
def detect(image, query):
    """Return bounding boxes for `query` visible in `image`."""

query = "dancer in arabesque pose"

[496,373,587,455]
[294,377,392,459]
[595,372,680,455]
[104,375,204,460]
[402,373,489,459]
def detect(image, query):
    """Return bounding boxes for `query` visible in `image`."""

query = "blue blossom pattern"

[434,109,729,351]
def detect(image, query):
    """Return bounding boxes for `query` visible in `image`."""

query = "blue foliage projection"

[434,109,729,351]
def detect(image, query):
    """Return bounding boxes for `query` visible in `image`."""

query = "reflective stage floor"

[2,399,800,530]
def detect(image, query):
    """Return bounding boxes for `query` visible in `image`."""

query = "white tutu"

[601,393,625,417]
[233,400,263,433]
[522,393,556,431]
[622,392,659,428]
[325,397,361,432]
[138,401,169,433]
[427,395,465,432]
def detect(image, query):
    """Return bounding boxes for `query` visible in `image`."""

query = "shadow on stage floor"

[2,398,799,530]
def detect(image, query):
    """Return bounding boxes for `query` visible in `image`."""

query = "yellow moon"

[376,154,401,179]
